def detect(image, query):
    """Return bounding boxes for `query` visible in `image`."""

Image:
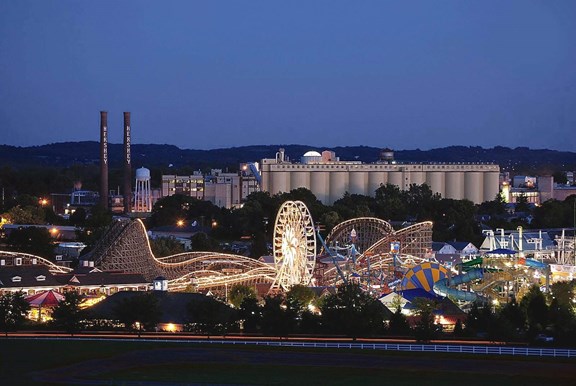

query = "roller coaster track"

[0,250,72,274]
[320,220,433,286]
[321,217,394,255]
[82,219,276,288]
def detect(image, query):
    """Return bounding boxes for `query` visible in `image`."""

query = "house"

[0,264,149,296]
[448,242,479,257]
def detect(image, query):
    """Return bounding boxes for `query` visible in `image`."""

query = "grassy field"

[1,338,576,385]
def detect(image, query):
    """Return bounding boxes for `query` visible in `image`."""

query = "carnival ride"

[79,217,277,292]
[430,253,551,303]
[76,200,320,293]
[270,201,316,291]
[318,218,434,291]
[2,200,571,305]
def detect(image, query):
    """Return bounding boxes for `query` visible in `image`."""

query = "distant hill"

[0,142,575,173]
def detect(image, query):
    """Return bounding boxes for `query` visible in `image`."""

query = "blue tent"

[486,248,517,255]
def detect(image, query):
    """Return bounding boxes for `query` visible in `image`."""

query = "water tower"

[133,167,152,213]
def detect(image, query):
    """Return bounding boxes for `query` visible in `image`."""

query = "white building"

[259,149,500,205]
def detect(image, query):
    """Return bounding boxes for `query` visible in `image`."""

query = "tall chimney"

[100,111,108,209]
[123,112,132,213]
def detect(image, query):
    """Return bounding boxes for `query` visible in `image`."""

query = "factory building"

[160,167,259,209]
[259,149,500,205]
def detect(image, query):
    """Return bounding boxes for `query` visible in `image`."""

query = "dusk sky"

[1,1,575,151]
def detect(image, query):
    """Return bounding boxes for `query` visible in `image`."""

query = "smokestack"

[100,111,108,209]
[123,112,132,213]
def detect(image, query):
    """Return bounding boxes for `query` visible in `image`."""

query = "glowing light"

[166,323,176,332]
[177,220,184,227]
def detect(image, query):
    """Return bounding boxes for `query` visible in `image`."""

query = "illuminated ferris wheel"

[271,200,316,291]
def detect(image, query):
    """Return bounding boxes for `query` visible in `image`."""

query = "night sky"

[1,1,575,151]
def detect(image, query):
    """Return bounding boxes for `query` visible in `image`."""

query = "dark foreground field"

[1,339,576,385]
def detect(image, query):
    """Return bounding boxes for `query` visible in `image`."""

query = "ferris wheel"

[271,200,316,291]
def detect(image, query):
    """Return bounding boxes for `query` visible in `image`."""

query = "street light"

[176,219,184,227]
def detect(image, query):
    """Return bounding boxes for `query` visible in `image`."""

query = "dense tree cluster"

[0,279,575,346]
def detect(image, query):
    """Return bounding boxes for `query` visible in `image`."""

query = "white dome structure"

[301,151,322,164]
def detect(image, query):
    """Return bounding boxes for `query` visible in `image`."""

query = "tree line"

[2,280,575,345]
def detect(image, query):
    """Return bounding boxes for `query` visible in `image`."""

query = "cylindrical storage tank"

[349,170,367,195]
[260,166,270,192]
[310,169,329,204]
[445,171,464,199]
[329,170,347,204]
[368,170,388,196]
[410,169,425,186]
[291,170,310,190]
[271,169,289,194]
[483,171,500,203]
[426,171,445,198]
[388,170,403,188]
[464,172,483,204]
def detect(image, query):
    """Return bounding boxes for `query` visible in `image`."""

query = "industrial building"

[259,149,500,205]
[161,167,259,209]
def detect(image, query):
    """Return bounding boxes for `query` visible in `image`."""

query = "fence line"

[14,336,576,358]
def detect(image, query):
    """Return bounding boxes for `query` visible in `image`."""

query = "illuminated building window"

[12,276,21,282]
[15,258,22,266]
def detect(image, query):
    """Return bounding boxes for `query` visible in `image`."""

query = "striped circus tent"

[25,290,65,307]
[399,262,448,294]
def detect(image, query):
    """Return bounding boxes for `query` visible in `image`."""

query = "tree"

[278,188,327,221]
[261,294,295,337]
[453,319,464,337]
[188,298,237,337]
[321,283,388,339]
[5,204,46,224]
[51,291,85,335]
[228,284,257,309]
[387,306,411,336]
[332,193,375,220]
[250,231,268,258]
[150,236,185,257]
[495,298,525,341]
[239,297,262,333]
[374,183,407,220]
[0,291,30,336]
[318,211,342,235]
[113,293,162,337]
[411,298,440,342]
[6,226,54,258]
[68,207,87,227]
[286,284,316,315]
[191,232,220,252]
[515,193,531,213]
[464,302,495,338]
[520,285,549,339]
[404,183,441,220]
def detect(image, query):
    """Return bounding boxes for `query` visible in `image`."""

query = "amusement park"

[2,195,576,344]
